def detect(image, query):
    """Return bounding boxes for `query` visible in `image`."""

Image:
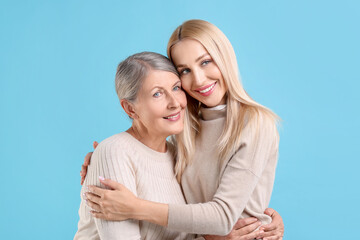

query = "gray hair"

[115,51,179,103]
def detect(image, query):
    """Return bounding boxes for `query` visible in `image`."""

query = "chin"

[169,126,184,135]
[202,100,222,108]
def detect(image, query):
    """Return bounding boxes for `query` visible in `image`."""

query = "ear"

[120,99,138,119]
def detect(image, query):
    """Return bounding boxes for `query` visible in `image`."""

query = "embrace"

[74,19,284,240]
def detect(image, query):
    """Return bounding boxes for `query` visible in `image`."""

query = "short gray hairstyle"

[115,51,179,103]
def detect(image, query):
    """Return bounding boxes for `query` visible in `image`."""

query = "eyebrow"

[150,80,181,91]
[176,53,210,68]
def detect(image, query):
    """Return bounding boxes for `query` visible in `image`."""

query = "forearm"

[134,199,169,227]
[168,169,259,235]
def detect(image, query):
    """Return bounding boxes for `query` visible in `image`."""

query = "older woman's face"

[170,38,227,107]
[133,70,187,138]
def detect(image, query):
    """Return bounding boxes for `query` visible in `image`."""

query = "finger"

[260,222,277,231]
[93,141,99,149]
[86,199,101,212]
[257,229,280,239]
[235,221,262,236]
[84,152,93,166]
[264,208,275,217]
[81,165,87,176]
[87,185,106,198]
[260,216,282,231]
[85,192,102,204]
[260,210,282,231]
[99,177,123,190]
[233,217,258,229]
[263,236,283,240]
[91,211,107,219]
[239,229,261,240]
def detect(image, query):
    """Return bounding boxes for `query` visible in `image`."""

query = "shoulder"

[93,132,135,161]
[243,108,279,147]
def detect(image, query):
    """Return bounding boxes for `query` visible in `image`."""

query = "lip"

[195,82,217,96]
[163,111,181,121]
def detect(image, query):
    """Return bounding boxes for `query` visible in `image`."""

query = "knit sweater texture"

[74,132,195,240]
[168,105,279,236]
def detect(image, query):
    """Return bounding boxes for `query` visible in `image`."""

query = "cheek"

[178,91,187,107]
[136,102,162,123]
[180,77,192,93]
[210,65,223,79]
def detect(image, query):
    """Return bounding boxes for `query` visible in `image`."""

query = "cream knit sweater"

[74,132,195,240]
[168,105,279,236]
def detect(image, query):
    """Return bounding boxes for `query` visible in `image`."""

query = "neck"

[126,123,168,153]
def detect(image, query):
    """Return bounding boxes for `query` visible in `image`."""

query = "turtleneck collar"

[200,104,227,121]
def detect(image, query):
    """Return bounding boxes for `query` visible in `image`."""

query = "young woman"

[82,20,284,240]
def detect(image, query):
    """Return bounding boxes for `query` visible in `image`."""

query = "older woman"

[74,52,193,239]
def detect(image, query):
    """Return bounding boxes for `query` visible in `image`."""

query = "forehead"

[141,70,179,90]
[171,39,209,65]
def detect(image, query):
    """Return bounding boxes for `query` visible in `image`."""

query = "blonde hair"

[167,20,280,183]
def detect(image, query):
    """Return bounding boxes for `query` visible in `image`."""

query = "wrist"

[134,199,169,226]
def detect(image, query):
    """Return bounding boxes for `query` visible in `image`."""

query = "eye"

[173,85,181,91]
[153,92,162,98]
[201,59,211,66]
[179,68,190,75]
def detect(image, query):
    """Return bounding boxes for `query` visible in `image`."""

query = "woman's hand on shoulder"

[203,217,262,240]
[256,208,284,240]
[84,177,139,221]
[80,141,98,185]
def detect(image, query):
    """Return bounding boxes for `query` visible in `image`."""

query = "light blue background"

[1,0,359,239]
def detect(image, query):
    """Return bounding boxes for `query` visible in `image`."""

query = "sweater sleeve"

[168,115,279,236]
[74,139,141,240]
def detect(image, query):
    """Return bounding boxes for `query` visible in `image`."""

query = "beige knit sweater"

[74,132,195,240]
[168,105,279,236]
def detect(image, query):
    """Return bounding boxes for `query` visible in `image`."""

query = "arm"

[167,116,279,235]
[76,141,141,240]
[87,115,279,236]
[80,141,98,185]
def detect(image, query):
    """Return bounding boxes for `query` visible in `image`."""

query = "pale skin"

[81,39,285,240]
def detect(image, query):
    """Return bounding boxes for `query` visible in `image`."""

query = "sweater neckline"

[200,105,227,121]
[122,132,171,159]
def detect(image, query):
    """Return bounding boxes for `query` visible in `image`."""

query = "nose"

[191,68,205,87]
[167,92,180,109]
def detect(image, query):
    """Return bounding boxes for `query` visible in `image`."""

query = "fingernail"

[260,230,264,234]
[82,192,87,200]
[99,176,105,181]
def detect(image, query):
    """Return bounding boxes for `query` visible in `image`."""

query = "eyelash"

[153,86,181,98]
[153,92,161,98]
[179,59,212,75]
[201,59,212,65]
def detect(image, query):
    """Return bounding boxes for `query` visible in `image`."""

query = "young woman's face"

[170,38,227,107]
[133,70,187,137]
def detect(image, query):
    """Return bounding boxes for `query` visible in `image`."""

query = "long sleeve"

[75,137,141,240]
[168,114,279,236]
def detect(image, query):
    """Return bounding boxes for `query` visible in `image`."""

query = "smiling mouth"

[195,82,216,95]
[163,112,180,120]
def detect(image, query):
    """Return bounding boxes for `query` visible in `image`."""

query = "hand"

[80,141,98,185]
[85,177,139,221]
[256,208,284,240]
[204,217,262,240]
